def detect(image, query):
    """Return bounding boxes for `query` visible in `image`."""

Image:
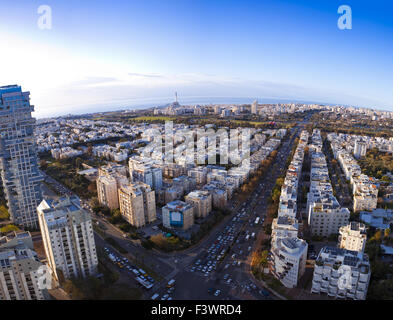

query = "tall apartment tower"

[0,231,47,300]
[354,141,367,159]
[118,182,156,228]
[96,175,119,210]
[0,85,43,228]
[251,100,258,114]
[37,196,98,281]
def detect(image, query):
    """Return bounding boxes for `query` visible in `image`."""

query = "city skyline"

[1,0,393,118]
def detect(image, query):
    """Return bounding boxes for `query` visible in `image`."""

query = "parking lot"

[102,246,157,291]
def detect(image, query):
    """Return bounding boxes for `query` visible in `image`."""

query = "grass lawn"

[132,116,176,122]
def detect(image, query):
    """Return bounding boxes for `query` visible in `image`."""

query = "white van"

[151,293,159,300]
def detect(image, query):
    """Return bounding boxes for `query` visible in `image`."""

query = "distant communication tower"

[175,91,178,103]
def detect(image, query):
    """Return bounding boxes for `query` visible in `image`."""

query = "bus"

[167,279,176,288]
[136,277,153,289]
[255,217,260,224]
[138,268,147,276]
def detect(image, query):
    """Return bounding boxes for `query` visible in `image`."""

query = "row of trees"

[366,227,393,299]
[358,148,393,180]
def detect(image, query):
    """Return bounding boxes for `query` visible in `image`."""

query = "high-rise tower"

[251,99,258,114]
[0,85,43,228]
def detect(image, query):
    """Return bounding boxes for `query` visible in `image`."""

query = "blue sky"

[0,0,392,117]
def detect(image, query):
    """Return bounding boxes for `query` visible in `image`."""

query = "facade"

[96,175,119,210]
[185,190,212,218]
[129,159,163,190]
[338,222,367,253]
[311,247,371,300]
[118,182,156,228]
[188,166,208,185]
[354,141,367,159]
[271,215,299,240]
[37,196,98,281]
[162,200,194,230]
[269,237,308,288]
[0,85,43,228]
[0,231,46,300]
[98,163,128,177]
[173,175,196,194]
[202,184,228,208]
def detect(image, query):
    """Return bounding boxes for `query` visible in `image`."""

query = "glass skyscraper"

[0,85,43,228]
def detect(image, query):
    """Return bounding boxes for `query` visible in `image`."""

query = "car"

[161,294,169,300]
[260,289,270,297]
[214,290,221,297]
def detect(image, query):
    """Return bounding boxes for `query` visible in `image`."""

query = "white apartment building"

[338,222,367,253]
[327,133,378,212]
[0,232,46,300]
[129,159,163,190]
[354,141,367,159]
[269,131,309,288]
[269,237,308,288]
[185,190,213,218]
[271,215,299,241]
[118,182,156,228]
[307,130,350,237]
[277,130,308,219]
[96,175,119,210]
[311,246,371,300]
[37,196,98,281]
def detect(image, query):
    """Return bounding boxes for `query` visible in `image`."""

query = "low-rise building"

[338,222,367,253]
[162,200,194,230]
[311,247,371,300]
[185,190,212,218]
